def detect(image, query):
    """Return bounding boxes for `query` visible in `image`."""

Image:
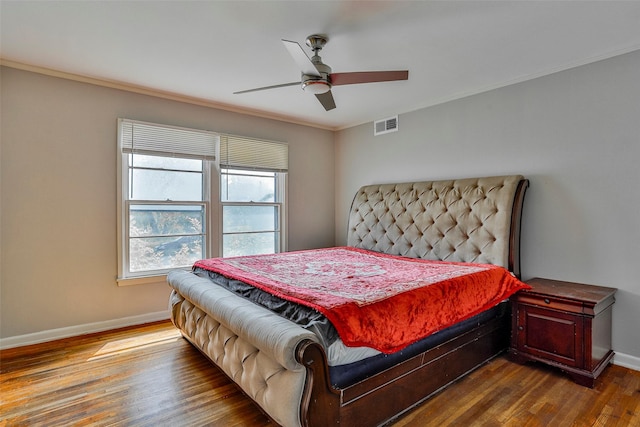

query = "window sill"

[117,274,168,287]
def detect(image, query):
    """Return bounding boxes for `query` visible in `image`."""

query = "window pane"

[131,154,202,172]
[130,205,204,237]
[223,232,276,257]
[221,170,275,202]
[129,235,204,272]
[131,168,202,201]
[222,205,277,233]
[218,168,284,258]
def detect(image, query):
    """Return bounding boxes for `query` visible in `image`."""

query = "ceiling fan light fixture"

[302,80,331,94]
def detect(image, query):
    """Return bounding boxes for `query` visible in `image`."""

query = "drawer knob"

[518,326,524,331]
[544,298,551,304]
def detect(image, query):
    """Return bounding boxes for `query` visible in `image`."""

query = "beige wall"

[334,50,640,364]
[0,67,335,340]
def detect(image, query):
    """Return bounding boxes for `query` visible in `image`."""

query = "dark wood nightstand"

[509,277,616,388]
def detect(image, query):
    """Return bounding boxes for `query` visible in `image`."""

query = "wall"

[0,67,335,341]
[335,50,640,365]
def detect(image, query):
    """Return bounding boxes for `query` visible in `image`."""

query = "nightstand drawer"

[517,293,583,314]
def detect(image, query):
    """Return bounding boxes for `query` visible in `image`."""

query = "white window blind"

[220,135,288,172]
[119,118,217,160]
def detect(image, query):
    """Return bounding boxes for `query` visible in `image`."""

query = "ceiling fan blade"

[282,39,321,77]
[234,81,300,95]
[330,70,409,86]
[315,91,336,111]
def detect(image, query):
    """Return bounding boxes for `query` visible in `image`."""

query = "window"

[117,119,216,282]
[221,168,284,257]
[219,135,288,257]
[117,120,288,284]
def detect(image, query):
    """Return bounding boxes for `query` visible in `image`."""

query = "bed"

[168,174,529,427]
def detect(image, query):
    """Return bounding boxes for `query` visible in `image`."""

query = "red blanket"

[194,247,529,353]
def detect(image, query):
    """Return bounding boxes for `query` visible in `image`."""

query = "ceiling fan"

[233,34,409,111]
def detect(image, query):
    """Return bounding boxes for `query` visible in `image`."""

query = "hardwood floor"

[1,321,639,426]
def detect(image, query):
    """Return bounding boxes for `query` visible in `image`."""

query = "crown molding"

[0,59,335,131]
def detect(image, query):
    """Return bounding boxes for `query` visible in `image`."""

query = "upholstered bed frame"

[168,175,528,427]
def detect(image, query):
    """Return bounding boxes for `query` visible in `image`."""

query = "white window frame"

[116,119,217,286]
[219,168,287,257]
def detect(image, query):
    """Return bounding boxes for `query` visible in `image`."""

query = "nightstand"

[509,277,616,388]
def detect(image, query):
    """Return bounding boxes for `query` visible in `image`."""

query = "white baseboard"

[613,351,640,372]
[0,311,170,350]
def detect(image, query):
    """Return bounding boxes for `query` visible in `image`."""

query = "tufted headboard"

[347,175,528,278]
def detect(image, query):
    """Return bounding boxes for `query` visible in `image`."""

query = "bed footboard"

[168,270,317,427]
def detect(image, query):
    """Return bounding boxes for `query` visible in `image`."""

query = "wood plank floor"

[1,321,639,427]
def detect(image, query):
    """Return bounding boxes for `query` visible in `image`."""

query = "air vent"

[374,116,398,136]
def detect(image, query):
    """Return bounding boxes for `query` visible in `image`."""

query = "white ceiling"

[2,1,640,130]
